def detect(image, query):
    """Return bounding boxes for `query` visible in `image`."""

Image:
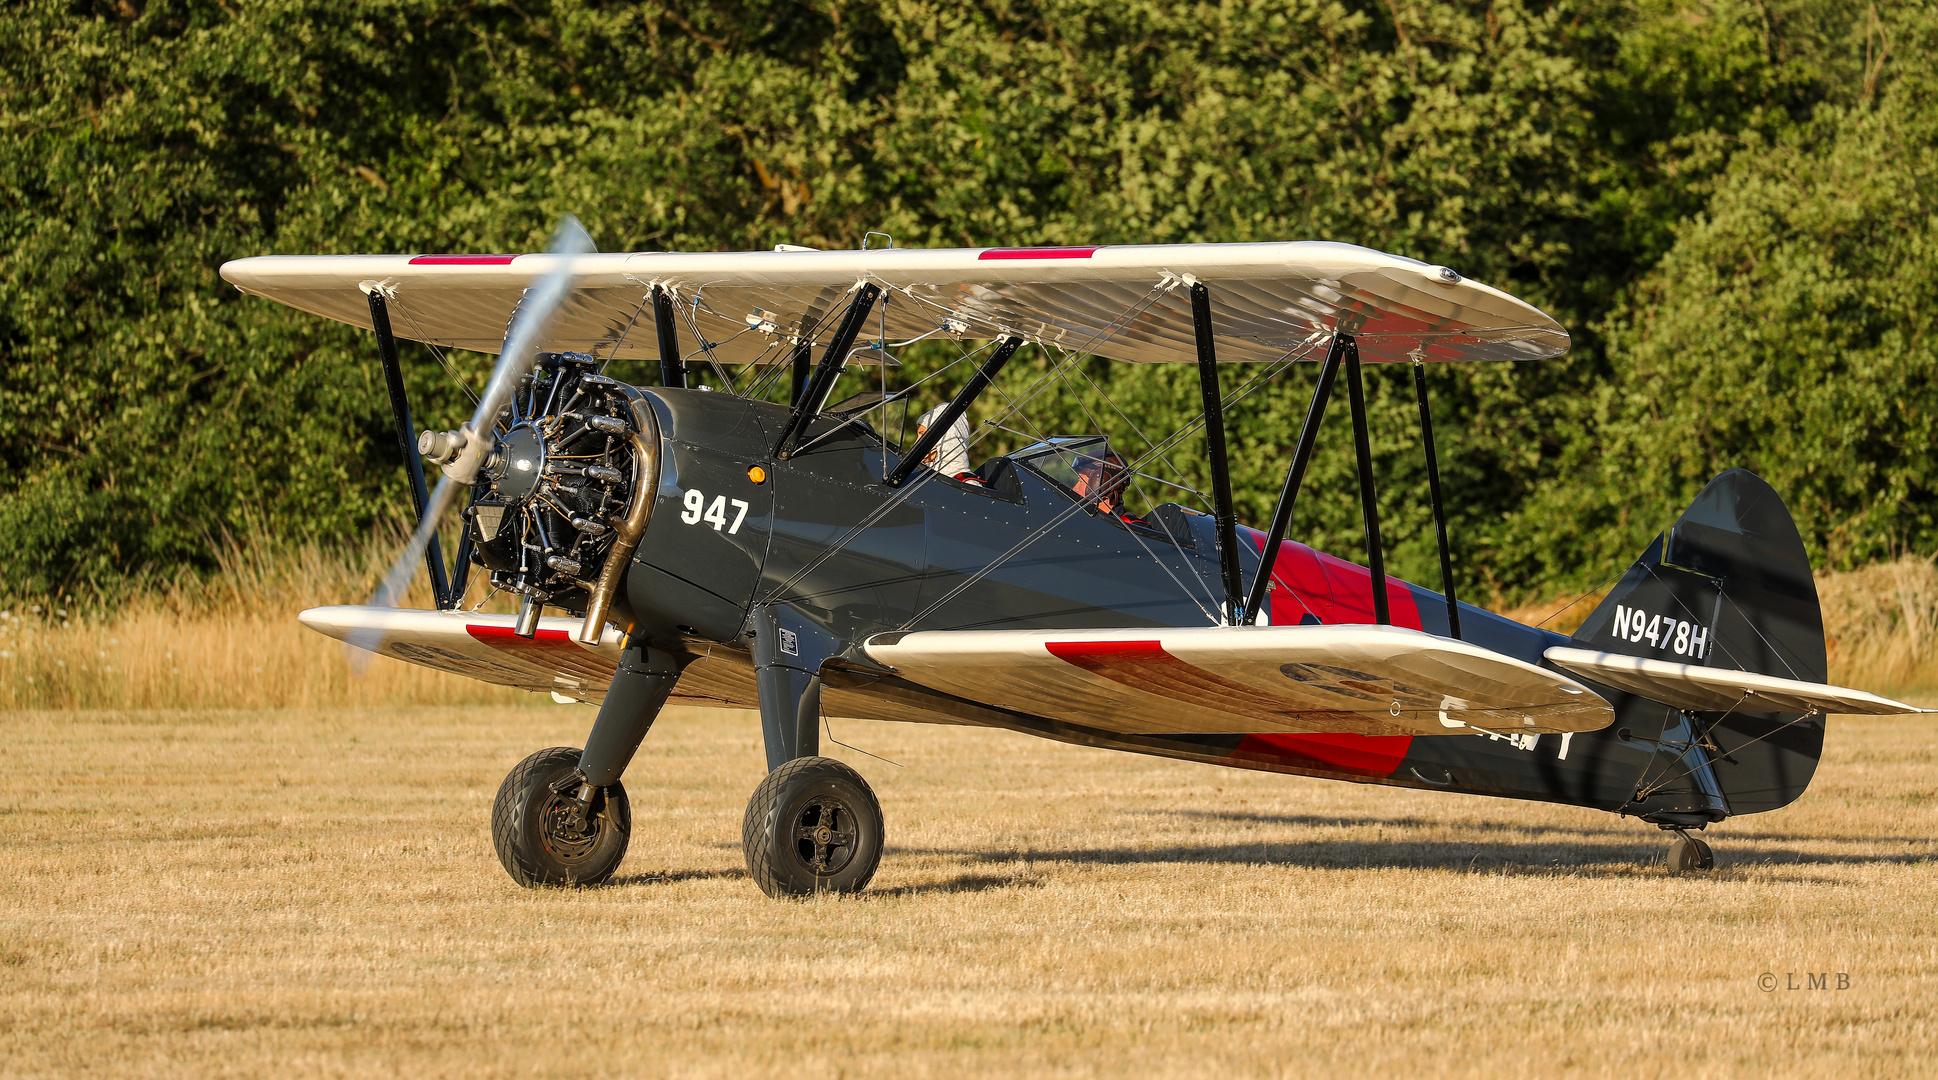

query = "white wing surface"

[1544,647,1935,716]
[298,605,624,703]
[862,625,1614,738]
[219,242,1568,367]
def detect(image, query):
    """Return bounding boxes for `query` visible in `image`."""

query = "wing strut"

[1242,333,1348,624]
[787,336,813,405]
[364,288,458,609]
[1189,282,1245,624]
[1412,360,1462,639]
[1343,338,1390,624]
[773,283,883,458]
[884,335,1024,488]
[651,285,685,388]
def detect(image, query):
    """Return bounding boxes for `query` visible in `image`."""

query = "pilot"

[913,404,979,483]
[1072,449,1136,520]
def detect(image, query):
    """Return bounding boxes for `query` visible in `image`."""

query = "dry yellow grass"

[3,542,1935,1074]
[0,535,518,711]
[2,703,1935,1078]
[5,543,1936,712]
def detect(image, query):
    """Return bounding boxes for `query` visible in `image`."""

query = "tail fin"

[1570,470,1827,815]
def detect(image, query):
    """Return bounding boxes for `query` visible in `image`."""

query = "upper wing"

[298,605,624,702]
[862,624,1613,738]
[1544,647,1934,716]
[218,242,1568,367]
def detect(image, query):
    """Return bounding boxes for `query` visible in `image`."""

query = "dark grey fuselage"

[619,388,1817,826]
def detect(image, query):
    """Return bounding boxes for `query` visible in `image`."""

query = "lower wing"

[298,605,624,703]
[862,624,1614,738]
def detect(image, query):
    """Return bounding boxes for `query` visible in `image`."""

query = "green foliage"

[0,0,1929,603]
[1515,6,1938,580]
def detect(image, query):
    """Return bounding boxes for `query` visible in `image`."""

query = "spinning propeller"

[348,216,595,663]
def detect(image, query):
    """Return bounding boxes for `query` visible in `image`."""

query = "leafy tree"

[0,0,1921,604]
[1511,4,1938,585]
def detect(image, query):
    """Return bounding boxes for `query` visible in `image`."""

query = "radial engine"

[420,353,660,639]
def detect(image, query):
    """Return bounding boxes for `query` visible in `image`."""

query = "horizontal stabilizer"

[1543,646,1933,716]
[863,624,1614,738]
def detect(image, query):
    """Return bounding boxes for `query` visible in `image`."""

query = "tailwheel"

[741,756,884,898]
[492,746,631,887]
[1668,831,1716,872]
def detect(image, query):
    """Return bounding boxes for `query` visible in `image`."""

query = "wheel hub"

[540,791,601,861]
[793,797,858,875]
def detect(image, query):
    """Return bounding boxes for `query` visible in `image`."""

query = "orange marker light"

[747,465,767,484]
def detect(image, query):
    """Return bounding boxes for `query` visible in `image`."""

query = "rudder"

[1570,470,1827,815]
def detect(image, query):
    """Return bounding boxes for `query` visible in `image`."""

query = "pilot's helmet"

[1075,449,1129,502]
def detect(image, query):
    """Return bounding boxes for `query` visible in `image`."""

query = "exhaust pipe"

[576,377,662,645]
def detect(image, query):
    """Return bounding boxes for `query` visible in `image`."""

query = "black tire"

[492,746,631,887]
[741,756,884,898]
[1669,833,1716,872]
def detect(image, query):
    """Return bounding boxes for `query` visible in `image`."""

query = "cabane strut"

[885,336,1025,488]
[773,284,884,458]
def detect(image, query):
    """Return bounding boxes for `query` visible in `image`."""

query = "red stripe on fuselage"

[1222,526,1425,777]
[1228,732,1414,778]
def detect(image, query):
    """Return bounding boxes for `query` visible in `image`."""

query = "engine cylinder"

[465,353,643,617]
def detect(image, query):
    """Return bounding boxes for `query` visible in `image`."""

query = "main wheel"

[1669,833,1715,872]
[741,756,884,898]
[492,746,631,887]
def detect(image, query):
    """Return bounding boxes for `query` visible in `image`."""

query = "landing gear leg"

[1668,829,1716,872]
[491,640,686,888]
[741,605,882,897]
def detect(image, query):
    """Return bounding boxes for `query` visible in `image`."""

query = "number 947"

[681,489,750,534]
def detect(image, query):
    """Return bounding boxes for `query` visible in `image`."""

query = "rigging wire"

[594,292,653,378]
[755,279,1178,606]
[670,287,740,390]
[388,293,481,408]
[892,354,1300,630]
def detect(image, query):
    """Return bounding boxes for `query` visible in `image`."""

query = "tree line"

[3,0,1932,601]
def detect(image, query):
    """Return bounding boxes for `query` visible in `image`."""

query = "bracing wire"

[756,279,1180,606]
[389,293,481,408]
[891,354,1300,629]
[594,292,653,377]
[670,287,739,390]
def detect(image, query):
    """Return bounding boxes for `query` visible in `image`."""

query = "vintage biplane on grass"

[221,223,1929,897]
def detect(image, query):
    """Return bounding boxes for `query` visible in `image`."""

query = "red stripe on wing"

[1043,638,1413,779]
[466,624,618,684]
[978,247,1099,260]
[409,254,521,265]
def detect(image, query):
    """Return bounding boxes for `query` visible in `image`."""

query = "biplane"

[220,224,1928,897]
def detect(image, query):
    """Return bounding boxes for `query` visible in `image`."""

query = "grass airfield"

[2,704,1933,1078]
